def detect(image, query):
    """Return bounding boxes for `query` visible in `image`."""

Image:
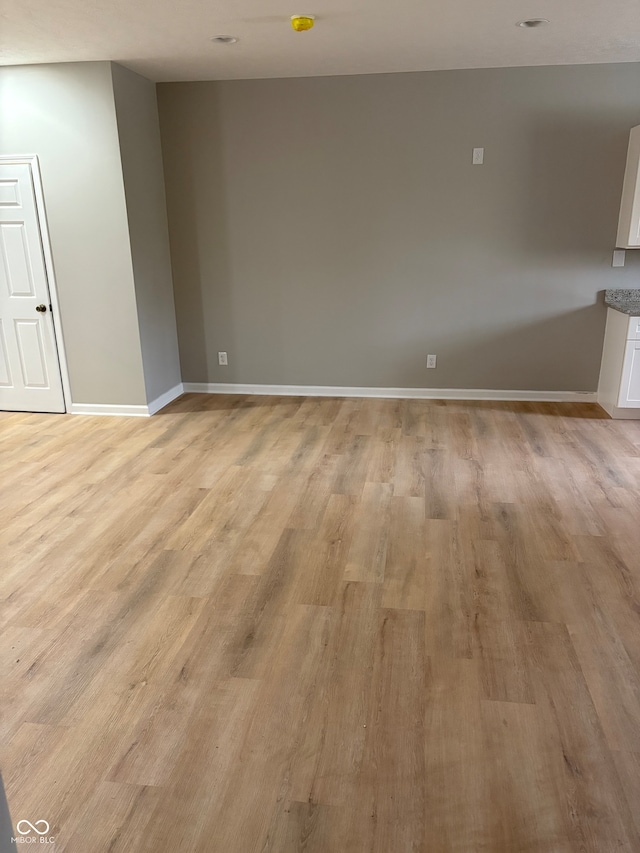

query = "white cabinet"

[620,341,640,406]
[617,126,640,249]
[598,308,640,418]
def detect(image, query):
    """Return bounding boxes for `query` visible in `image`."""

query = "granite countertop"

[604,289,640,316]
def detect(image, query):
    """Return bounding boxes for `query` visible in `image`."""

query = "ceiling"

[2,0,640,82]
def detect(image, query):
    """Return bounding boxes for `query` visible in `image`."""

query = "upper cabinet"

[617,126,640,248]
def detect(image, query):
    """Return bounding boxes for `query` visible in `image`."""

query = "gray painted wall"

[112,63,181,403]
[158,64,640,392]
[0,62,147,405]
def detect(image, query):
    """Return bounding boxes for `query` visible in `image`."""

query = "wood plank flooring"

[2,394,640,852]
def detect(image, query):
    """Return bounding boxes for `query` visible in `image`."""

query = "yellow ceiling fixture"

[291,15,315,32]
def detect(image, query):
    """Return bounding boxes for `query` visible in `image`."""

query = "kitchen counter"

[604,289,640,315]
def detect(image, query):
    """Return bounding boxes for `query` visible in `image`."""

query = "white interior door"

[0,162,65,413]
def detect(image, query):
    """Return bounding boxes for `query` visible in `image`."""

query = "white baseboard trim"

[70,402,152,417]
[70,384,598,416]
[148,383,184,415]
[71,383,185,418]
[597,401,640,419]
[182,382,597,403]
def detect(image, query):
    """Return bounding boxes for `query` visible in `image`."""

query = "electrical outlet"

[426,354,437,369]
[218,351,228,366]
[472,148,484,165]
[612,249,626,267]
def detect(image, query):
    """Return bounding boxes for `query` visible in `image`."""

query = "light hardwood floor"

[2,394,640,852]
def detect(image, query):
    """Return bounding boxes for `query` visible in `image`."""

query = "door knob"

[35,304,47,313]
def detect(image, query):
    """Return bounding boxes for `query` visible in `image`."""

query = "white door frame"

[0,155,72,413]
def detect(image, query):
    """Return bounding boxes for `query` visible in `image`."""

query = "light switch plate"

[612,249,626,268]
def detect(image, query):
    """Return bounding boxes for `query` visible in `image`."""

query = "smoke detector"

[516,19,550,28]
